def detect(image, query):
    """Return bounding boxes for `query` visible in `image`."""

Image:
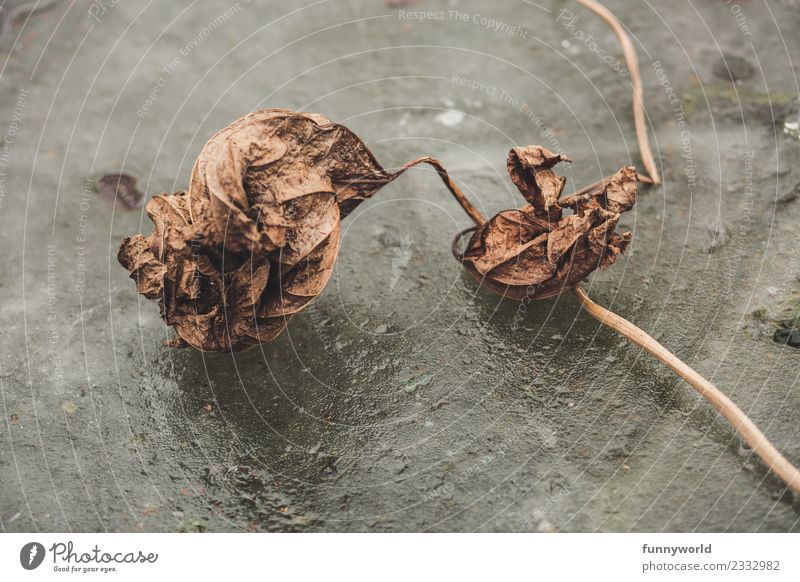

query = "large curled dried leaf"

[460,145,637,300]
[119,109,403,352]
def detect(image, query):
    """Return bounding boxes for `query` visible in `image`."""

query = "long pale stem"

[572,284,800,494]
[576,0,661,185]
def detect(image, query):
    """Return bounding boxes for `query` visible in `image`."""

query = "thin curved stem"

[572,284,800,495]
[576,0,661,185]
[451,226,478,261]
[389,157,486,226]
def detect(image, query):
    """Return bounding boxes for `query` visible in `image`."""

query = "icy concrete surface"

[1,0,800,532]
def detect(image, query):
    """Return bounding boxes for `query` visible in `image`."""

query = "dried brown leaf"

[119,109,397,352]
[461,147,636,300]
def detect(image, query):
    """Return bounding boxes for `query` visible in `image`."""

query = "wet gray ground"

[1,0,800,532]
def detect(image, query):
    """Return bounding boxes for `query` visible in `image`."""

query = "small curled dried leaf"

[460,146,636,300]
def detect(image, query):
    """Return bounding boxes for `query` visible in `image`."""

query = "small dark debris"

[773,328,800,348]
[95,173,145,210]
[778,182,799,205]
[704,222,730,254]
[320,463,338,479]
[713,55,754,83]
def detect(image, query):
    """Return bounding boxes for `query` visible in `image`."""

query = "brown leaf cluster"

[118,109,637,352]
[460,146,637,300]
[118,109,398,352]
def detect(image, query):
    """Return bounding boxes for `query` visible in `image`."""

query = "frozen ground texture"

[1,0,800,532]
